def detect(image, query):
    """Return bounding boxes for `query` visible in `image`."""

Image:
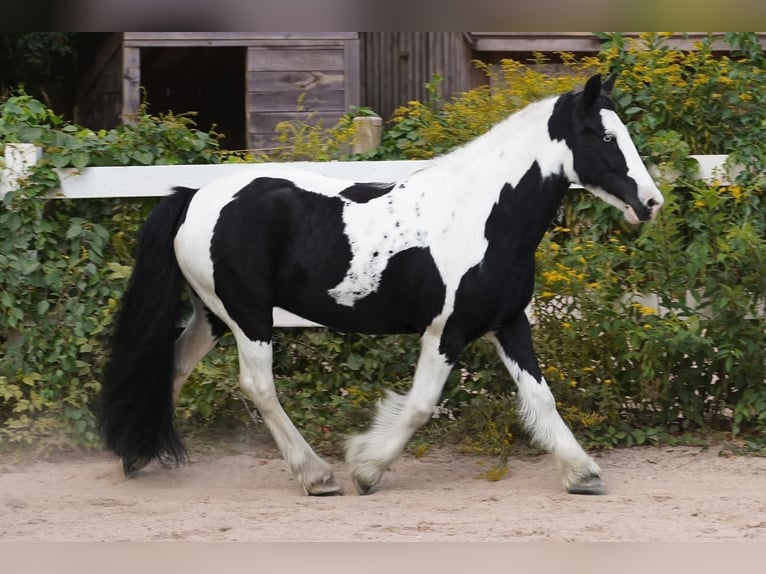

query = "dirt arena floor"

[2,440,765,542]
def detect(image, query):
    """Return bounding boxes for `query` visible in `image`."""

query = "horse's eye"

[603,134,614,143]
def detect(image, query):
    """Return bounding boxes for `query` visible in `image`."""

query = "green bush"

[0,93,226,451]
[532,33,766,445]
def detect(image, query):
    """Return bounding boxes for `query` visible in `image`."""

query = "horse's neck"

[420,97,570,246]
[431,97,568,193]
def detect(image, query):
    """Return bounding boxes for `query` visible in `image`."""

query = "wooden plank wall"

[121,47,141,124]
[73,35,124,129]
[359,32,477,122]
[246,36,360,151]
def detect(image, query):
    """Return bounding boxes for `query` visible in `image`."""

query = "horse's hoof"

[306,483,344,496]
[351,475,377,496]
[305,476,344,496]
[567,473,607,495]
[122,455,151,478]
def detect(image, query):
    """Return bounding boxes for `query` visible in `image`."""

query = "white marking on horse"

[591,109,664,223]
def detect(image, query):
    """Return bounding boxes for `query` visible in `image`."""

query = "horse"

[99,74,663,496]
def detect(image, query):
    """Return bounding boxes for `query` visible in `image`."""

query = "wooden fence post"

[0,143,41,199]
[352,116,382,155]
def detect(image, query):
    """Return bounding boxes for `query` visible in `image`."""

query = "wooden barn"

[74,32,360,152]
[75,32,764,152]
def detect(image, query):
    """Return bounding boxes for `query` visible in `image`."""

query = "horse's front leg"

[490,313,606,494]
[346,329,453,494]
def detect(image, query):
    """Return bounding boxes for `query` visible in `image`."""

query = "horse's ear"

[582,74,602,109]
[602,73,617,94]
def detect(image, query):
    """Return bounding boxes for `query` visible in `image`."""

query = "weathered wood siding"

[246,36,359,151]
[359,32,477,121]
[74,35,124,129]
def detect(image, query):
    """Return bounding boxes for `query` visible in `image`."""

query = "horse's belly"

[281,299,421,335]
[277,246,448,336]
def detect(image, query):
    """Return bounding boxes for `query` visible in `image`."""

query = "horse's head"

[551,74,664,224]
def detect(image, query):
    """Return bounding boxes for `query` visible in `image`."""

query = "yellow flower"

[542,270,569,284]
[631,302,656,316]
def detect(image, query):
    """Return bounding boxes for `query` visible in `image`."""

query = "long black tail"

[99,186,197,475]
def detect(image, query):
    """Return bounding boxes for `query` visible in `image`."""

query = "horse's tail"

[99,186,197,475]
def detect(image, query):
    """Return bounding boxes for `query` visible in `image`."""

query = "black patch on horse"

[327,246,446,335]
[210,177,351,342]
[340,182,395,203]
[439,162,568,363]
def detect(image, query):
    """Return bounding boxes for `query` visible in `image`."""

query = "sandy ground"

[1,441,765,542]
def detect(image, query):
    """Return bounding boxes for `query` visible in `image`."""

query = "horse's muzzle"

[629,187,664,223]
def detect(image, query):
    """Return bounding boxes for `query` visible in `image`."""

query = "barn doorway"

[140,47,247,151]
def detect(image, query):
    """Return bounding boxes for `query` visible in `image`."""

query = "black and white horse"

[100,74,663,496]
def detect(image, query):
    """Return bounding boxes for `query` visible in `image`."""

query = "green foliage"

[528,33,766,448]
[0,33,78,114]
[363,60,603,160]
[0,92,225,452]
[0,91,224,169]
[264,97,362,162]
[600,33,766,162]
[1,185,122,450]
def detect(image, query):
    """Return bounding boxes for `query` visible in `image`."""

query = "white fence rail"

[1,143,736,201]
[0,143,737,327]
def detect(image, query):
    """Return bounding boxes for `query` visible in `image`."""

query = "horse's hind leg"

[233,329,342,496]
[490,314,606,495]
[346,329,453,494]
[172,291,226,401]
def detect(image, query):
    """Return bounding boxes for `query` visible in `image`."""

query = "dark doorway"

[140,47,246,151]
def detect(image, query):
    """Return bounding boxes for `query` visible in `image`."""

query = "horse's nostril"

[646,198,657,208]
